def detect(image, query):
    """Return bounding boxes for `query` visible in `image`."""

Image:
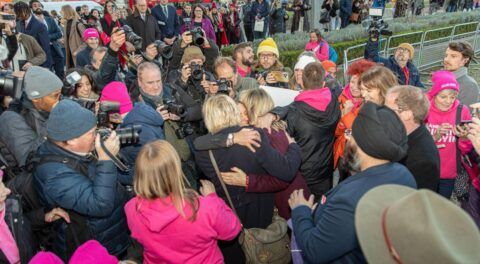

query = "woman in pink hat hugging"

[425,70,474,201]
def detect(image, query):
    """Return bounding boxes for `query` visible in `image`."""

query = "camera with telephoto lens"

[0,70,24,99]
[163,98,186,117]
[188,27,205,46]
[175,123,194,139]
[153,40,174,60]
[98,125,142,145]
[216,78,232,95]
[189,62,204,82]
[362,8,392,39]
[118,25,143,51]
[97,101,120,128]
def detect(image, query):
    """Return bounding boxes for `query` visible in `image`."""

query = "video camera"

[362,8,392,40]
[0,70,23,99]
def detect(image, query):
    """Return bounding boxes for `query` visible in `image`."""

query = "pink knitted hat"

[83,28,99,42]
[99,81,133,115]
[427,70,459,100]
[69,240,118,264]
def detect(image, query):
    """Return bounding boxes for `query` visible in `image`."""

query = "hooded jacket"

[425,100,473,179]
[119,103,165,184]
[124,193,241,264]
[272,88,340,195]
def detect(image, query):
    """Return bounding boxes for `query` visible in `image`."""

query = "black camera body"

[70,97,97,112]
[175,123,194,139]
[97,101,120,128]
[364,8,392,39]
[189,27,205,46]
[163,98,186,117]
[98,124,141,145]
[153,40,174,60]
[189,63,204,82]
[0,70,24,99]
[119,25,143,51]
[216,78,232,95]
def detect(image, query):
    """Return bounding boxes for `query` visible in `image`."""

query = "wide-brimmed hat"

[355,185,480,264]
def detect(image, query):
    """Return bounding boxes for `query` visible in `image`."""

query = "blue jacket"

[17,15,52,68]
[151,4,180,40]
[44,15,64,58]
[76,46,92,68]
[33,141,130,257]
[364,40,424,88]
[118,103,165,184]
[292,162,416,264]
[251,0,270,24]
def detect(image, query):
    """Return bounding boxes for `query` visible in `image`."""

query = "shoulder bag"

[209,150,291,264]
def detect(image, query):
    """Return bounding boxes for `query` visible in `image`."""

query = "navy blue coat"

[17,15,52,68]
[33,141,130,257]
[76,46,92,68]
[250,0,270,24]
[291,162,417,263]
[45,15,64,58]
[364,40,424,88]
[151,4,180,41]
[119,103,165,184]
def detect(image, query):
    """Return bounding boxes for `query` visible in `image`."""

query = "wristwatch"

[226,133,234,147]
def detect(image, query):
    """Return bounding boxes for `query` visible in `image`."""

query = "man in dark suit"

[151,0,180,45]
[385,85,440,191]
[30,0,65,78]
[126,0,161,51]
[14,1,52,69]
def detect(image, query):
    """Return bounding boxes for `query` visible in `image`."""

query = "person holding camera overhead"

[169,26,220,74]
[125,0,161,51]
[0,66,62,169]
[33,99,131,260]
[364,32,424,88]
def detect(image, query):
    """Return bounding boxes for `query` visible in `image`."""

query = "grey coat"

[0,104,48,167]
[454,67,479,108]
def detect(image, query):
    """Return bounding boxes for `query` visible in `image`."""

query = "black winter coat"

[126,10,161,51]
[195,126,301,263]
[84,47,119,92]
[403,125,440,191]
[271,90,340,197]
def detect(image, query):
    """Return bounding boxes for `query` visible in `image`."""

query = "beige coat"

[18,33,47,66]
[64,19,86,69]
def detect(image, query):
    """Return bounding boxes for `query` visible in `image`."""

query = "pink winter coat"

[305,40,329,62]
[425,100,473,180]
[125,193,241,264]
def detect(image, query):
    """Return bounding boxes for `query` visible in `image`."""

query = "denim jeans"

[438,179,456,199]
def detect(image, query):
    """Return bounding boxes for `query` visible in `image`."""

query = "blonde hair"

[239,89,274,126]
[61,5,80,20]
[360,66,398,105]
[134,140,198,220]
[203,95,241,134]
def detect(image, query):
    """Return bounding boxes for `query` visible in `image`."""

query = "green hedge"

[221,10,480,69]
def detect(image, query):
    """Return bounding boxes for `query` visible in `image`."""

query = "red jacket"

[125,194,241,264]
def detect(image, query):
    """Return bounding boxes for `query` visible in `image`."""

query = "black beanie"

[352,102,408,162]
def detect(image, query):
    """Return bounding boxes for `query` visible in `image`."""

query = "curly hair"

[347,59,377,76]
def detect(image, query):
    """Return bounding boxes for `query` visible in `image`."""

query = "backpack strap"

[455,104,463,174]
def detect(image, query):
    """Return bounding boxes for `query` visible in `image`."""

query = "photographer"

[169,28,220,74]
[125,0,161,51]
[137,62,201,186]
[33,99,130,260]
[98,81,164,185]
[364,38,424,88]
[254,38,290,89]
[84,27,125,91]
[0,66,62,168]
[1,27,47,71]
[212,56,259,98]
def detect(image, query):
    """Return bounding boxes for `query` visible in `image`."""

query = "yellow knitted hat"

[397,43,414,59]
[257,38,279,58]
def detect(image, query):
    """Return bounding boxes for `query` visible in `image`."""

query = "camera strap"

[99,139,130,172]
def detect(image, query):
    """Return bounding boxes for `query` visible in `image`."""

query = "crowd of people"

[0,0,480,263]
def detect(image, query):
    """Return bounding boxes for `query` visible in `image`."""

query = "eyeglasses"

[259,54,275,60]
